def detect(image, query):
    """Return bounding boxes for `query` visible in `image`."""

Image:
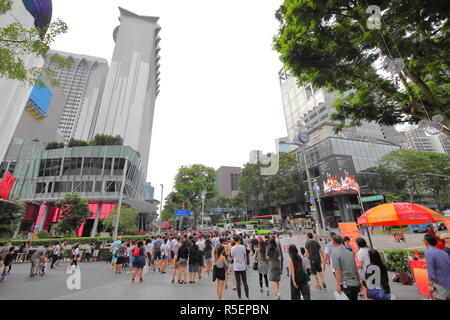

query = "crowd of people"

[0,229,449,300]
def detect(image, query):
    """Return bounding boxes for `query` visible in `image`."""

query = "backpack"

[133,247,140,257]
[154,241,161,253]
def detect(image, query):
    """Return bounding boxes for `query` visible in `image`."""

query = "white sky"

[51,0,287,207]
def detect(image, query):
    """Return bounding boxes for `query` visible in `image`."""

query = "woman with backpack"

[288,244,310,300]
[177,240,189,284]
[255,240,270,296]
[204,238,213,278]
[188,243,201,284]
[131,241,147,283]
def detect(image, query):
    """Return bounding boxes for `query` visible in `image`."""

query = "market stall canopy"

[358,202,444,226]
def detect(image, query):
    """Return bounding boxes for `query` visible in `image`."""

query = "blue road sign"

[174,210,191,217]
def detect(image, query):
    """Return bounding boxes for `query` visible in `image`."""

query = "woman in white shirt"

[161,238,171,273]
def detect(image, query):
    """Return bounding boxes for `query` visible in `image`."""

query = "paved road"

[0,257,424,300]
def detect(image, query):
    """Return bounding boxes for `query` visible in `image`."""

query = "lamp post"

[356,184,374,248]
[201,190,206,229]
[279,138,324,237]
[113,157,128,242]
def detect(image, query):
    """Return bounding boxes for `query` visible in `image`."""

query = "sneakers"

[322,282,327,289]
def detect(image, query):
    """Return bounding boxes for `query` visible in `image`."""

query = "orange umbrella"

[358,202,444,226]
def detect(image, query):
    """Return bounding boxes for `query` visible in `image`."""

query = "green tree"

[238,153,302,215]
[45,141,64,150]
[172,164,217,226]
[55,193,91,236]
[422,152,450,209]
[89,134,123,146]
[0,0,70,85]
[160,191,182,223]
[68,138,89,148]
[274,0,450,136]
[102,206,139,235]
[0,198,25,238]
[375,149,433,203]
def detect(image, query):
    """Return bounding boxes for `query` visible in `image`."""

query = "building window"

[104,158,113,175]
[0,162,8,178]
[113,158,125,176]
[230,174,240,191]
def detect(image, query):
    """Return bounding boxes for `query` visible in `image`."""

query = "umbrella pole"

[366,225,374,248]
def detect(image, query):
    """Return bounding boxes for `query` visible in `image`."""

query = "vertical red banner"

[338,222,361,253]
[409,260,430,296]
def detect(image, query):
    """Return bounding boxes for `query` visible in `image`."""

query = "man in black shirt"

[93,239,102,262]
[304,232,326,290]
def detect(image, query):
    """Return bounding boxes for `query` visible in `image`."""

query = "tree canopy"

[162,164,217,226]
[0,198,25,238]
[238,152,302,214]
[102,206,139,235]
[274,0,450,136]
[0,0,69,85]
[55,193,91,236]
[374,149,450,208]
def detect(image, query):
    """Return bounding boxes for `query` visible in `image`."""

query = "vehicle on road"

[409,224,428,233]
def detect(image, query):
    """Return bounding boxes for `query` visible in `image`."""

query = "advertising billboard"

[318,155,360,196]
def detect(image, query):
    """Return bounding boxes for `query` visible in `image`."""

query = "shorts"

[153,252,161,261]
[116,256,126,265]
[189,263,199,273]
[434,283,450,300]
[178,258,187,267]
[93,250,100,257]
[171,251,175,259]
[310,260,322,275]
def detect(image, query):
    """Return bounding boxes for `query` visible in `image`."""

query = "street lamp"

[279,138,325,236]
[201,190,206,229]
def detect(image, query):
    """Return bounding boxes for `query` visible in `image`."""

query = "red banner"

[338,222,361,253]
[0,171,16,200]
[409,260,430,296]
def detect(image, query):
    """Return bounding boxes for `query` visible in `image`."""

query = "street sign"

[214,207,223,213]
[298,132,310,144]
[361,195,384,203]
[314,184,321,192]
[310,197,316,206]
[174,210,191,217]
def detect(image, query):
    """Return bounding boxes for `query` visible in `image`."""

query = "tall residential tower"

[94,8,161,176]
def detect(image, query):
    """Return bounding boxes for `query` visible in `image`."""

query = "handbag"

[253,261,258,271]
[212,265,217,282]
[366,288,387,300]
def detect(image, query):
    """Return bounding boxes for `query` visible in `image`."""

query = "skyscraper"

[400,126,450,155]
[94,7,161,176]
[0,0,52,163]
[45,50,109,143]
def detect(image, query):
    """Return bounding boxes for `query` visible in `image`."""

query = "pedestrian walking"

[356,237,370,296]
[50,242,61,269]
[114,241,127,274]
[255,240,269,296]
[304,232,326,290]
[177,240,189,284]
[213,245,228,300]
[267,238,282,300]
[131,241,147,283]
[204,238,213,278]
[1,247,15,281]
[365,249,391,300]
[70,242,80,269]
[424,234,450,300]
[288,244,310,300]
[330,235,361,301]
[231,237,250,300]
[188,243,201,283]
[441,233,450,256]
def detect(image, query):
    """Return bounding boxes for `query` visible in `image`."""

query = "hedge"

[381,249,424,273]
[2,235,158,247]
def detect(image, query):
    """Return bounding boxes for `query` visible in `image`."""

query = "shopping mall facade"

[1,138,158,238]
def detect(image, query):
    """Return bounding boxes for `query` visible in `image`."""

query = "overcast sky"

[51,0,287,207]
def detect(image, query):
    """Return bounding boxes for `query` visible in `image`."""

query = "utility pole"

[113,158,128,241]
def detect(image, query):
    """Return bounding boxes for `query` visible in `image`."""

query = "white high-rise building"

[45,50,109,143]
[94,7,161,176]
[400,127,450,155]
[0,0,50,163]
[278,69,387,146]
